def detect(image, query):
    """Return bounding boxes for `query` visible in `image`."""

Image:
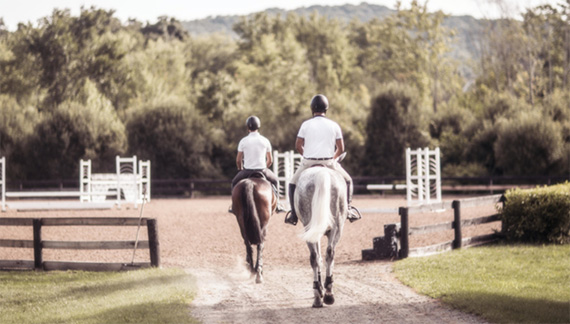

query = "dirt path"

[187,261,487,324]
[2,196,496,323]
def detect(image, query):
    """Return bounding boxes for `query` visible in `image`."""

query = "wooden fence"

[0,217,160,271]
[363,194,504,260]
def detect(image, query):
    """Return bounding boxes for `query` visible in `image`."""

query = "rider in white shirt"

[284,94,361,225]
[231,116,284,213]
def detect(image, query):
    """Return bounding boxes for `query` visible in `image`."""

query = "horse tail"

[242,180,262,245]
[301,171,333,243]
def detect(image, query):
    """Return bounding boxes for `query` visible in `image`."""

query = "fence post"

[33,218,43,270]
[452,200,462,249]
[188,180,194,199]
[399,207,409,259]
[147,218,160,267]
[500,194,507,234]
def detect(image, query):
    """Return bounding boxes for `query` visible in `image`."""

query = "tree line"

[0,0,569,182]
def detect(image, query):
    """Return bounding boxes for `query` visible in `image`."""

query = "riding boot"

[272,185,286,213]
[284,184,298,225]
[346,181,362,223]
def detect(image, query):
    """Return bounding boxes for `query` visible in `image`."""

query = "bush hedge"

[501,182,570,244]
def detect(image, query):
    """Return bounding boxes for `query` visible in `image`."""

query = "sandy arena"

[0,195,499,323]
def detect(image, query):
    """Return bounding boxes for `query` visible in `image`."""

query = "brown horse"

[231,176,276,283]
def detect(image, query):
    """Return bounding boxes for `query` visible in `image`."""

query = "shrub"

[494,111,564,175]
[501,182,570,244]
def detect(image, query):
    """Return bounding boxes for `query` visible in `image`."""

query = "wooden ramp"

[6,201,115,211]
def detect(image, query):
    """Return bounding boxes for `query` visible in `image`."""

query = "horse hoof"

[256,274,263,284]
[312,301,323,308]
[324,294,335,305]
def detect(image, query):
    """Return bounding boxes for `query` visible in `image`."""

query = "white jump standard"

[366,147,442,207]
[272,150,302,207]
[80,156,151,208]
[1,156,151,211]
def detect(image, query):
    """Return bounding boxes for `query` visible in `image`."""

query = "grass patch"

[393,244,570,323]
[0,268,198,324]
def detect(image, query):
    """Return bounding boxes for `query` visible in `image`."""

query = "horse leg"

[255,243,264,284]
[323,229,341,305]
[245,241,254,274]
[307,241,323,308]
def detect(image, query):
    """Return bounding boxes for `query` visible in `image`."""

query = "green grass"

[393,244,570,323]
[0,268,198,324]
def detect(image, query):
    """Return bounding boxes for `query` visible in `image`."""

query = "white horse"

[295,165,348,307]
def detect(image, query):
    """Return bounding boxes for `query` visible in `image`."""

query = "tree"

[15,86,126,180]
[126,99,221,179]
[141,16,189,42]
[494,111,564,175]
[293,13,358,94]
[0,95,39,162]
[19,7,131,112]
[233,13,316,151]
[349,1,460,111]
[362,83,431,176]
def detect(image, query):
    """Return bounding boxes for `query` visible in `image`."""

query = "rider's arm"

[266,151,273,168]
[296,137,304,156]
[334,138,344,159]
[236,151,244,170]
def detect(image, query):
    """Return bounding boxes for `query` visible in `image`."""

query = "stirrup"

[284,210,298,226]
[347,206,362,223]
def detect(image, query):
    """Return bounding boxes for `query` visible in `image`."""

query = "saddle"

[244,170,267,181]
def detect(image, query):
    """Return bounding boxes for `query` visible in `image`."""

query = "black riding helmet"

[310,94,329,113]
[246,116,261,131]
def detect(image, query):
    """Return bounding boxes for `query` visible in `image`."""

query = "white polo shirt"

[237,132,272,169]
[297,116,342,159]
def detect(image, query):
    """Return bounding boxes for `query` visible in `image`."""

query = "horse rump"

[240,179,263,245]
[299,169,334,243]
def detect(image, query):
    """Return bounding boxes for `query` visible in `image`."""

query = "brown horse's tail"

[242,180,263,245]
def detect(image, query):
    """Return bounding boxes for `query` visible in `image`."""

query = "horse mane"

[241,180,263,245]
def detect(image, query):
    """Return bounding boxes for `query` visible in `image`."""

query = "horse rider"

[230,116,285,213]
[284,94,362,225]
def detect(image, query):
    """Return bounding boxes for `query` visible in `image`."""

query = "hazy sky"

[0,0,562,31]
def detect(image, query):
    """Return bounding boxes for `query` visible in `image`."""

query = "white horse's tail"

[300,171,333,243]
